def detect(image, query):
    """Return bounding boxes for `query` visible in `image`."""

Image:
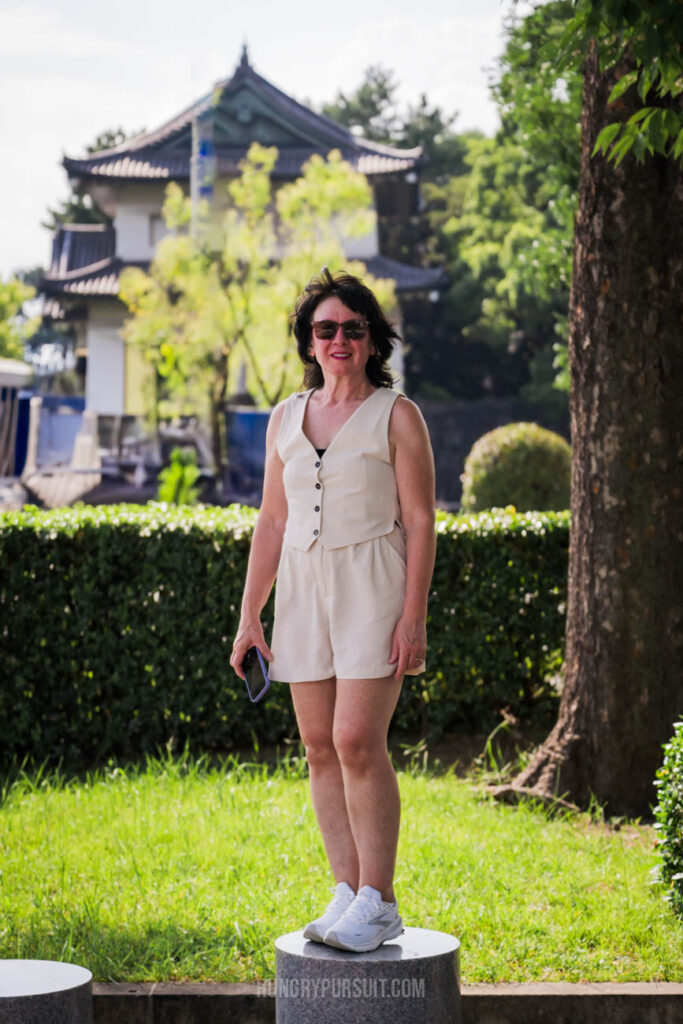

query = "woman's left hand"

[389,615,427,679]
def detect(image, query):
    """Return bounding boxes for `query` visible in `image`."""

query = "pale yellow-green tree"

[119,143,396,481]
[0,277,39,360]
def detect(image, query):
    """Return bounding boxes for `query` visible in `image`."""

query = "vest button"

[315,506,320,512]
[315,483,321,490]
[313,529,319,536]
[315,461,321,467]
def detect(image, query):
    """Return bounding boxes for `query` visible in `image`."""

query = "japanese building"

[41,48,445,417]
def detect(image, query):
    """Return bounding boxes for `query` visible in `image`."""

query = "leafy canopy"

[438,0,580,399]
[0,277,39,360]
[43,126,144,231]
[120,143,395,469]
[558,0,683,162]
[322,64,468,183]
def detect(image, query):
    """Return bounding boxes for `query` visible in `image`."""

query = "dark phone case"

[242,646,270,701]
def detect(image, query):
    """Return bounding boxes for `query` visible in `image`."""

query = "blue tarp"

[13,392,86,474]
[224,407,269,504]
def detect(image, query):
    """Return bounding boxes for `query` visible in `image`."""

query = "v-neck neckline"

[301,387,381,456]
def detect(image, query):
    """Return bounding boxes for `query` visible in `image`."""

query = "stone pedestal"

[0,960,92,1024]
[275,927,461,1024]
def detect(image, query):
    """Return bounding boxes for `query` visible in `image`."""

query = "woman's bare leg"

[332,675,404,903]
[289,677,360,889]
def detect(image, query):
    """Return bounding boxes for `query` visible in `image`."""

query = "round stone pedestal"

[275,927,461,1024]
[0,960,92,1024]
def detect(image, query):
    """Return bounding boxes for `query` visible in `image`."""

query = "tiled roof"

[63,147,418,182]
[41,297,87,321]
[63,55,422,182]
[48,223,115,276]
[42,223,120,298]
[41,236,445,299]
[42,258,129,297]
[42,217,446,300]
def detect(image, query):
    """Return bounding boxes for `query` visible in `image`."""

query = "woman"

[230,268,435,953]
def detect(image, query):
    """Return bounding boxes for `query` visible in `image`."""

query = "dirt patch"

[234,723,551,779]
[389,725,549,777]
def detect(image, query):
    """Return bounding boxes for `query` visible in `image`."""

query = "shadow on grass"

[5,916,274,983]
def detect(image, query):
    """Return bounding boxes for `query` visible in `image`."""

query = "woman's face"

[309,296,375,381]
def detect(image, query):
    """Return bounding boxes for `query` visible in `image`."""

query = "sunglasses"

[311,319,369,341]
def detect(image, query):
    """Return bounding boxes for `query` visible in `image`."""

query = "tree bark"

[504,46,683,816]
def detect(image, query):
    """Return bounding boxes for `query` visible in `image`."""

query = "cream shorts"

[268,525,426,682]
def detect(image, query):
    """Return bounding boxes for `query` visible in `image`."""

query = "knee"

[301,733,337,770]
[333,727,382,771]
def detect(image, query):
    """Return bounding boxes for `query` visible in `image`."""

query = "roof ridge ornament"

[239,42,250,69]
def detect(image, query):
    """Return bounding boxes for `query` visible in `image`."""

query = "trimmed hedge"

[0,503,569,771]
[654,721,683,918]
[461,422,571,513]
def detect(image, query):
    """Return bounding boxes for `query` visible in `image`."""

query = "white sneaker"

[303,882,356,943]
[323,885,403,952]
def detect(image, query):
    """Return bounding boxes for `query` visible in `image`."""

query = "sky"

[0,0,533,281]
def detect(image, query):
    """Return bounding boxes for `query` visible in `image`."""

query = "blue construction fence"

[223,406,269,504]
[10,391,86,476]
[9,393,270,507]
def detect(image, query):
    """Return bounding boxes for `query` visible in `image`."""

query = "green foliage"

[319,38,576,406]
[3,760,682,984]
[396,507,569,738]
[4,757,683,983]
[43,127,144,231]
[442,0,581,401]
[322,65,467,184]
[0,505,569,771]
[119,143,391,474]
[156,447,201,505]
[322,66,402,142]
[41,194,111,234]
[0,276,39,360]
[85,127,145,153]
[559,0,683,163]
[654,721,683,918]
[460,422,571,513]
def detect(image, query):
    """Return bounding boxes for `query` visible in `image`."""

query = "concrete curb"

[92,980,683,1024]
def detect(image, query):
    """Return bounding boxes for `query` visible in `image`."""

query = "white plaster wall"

[115,205,159,262]
[108,176,379,263]
[111,183,170,260]
[86,318,125,415]
[342,219,379,260]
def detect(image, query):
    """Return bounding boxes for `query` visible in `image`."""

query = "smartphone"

[242,646,270,703]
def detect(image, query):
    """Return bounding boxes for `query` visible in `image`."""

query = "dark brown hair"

[291,267,400,389]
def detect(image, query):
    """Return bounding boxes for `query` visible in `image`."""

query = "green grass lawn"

[1,754,680,984]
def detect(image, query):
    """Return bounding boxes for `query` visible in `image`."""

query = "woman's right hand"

[230,620,274,680]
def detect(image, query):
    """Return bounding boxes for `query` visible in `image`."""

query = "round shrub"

[461,422,571,512]
[654,720,683,918]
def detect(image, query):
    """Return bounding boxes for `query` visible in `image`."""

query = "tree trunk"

[210,394,224,498]
[209,356,230,497]
[506,47,683,817]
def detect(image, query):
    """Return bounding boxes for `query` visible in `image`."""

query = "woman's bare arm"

[388,396,436,680]
[230,402,288,678]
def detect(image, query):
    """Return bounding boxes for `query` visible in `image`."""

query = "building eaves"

[41,258,147,298]
[63,148,418,183]
[63,56,422,181]
[41,253,445,299]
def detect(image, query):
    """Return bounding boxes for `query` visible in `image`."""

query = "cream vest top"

[277,387,402,551]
